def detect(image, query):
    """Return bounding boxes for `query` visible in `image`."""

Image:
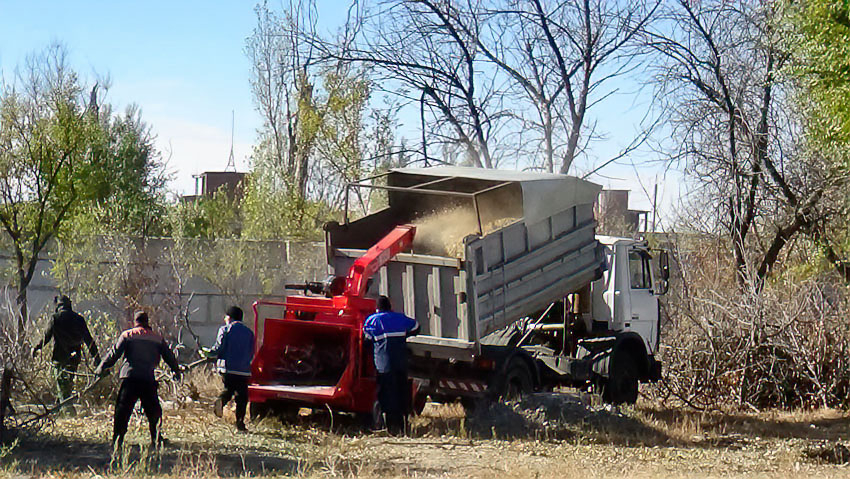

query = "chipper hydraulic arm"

[343,224,416,298]
[285,224,416,300]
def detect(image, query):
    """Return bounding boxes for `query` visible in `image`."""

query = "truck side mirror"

[657,250,670,295]
[659,251,670,281]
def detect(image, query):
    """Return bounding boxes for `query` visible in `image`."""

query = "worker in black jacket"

[32,295,100,405]
[95,311,181,451]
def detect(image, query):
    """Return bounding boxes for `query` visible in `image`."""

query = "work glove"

[200,347,215,359]
[94,366,108,378]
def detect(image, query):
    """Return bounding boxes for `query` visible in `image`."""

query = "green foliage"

[791,0,850,165]
[166,190,242,240]
[59,104,168,241]
[316,68,371,183]
[786,0,850,281]
[0,66,93,258]
[0,46,168,316]
[0,45,141,324]
[240,172,326,240]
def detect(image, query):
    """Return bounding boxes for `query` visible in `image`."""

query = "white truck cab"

[593,236,667,356]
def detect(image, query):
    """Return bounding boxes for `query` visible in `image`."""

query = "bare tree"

[656,232,850,410]
[246,0,319,198]
[247,0,411,213]
[301,0,656,174]
[477,0,658,173]
[306,0,511,168]
[648,0,848,289]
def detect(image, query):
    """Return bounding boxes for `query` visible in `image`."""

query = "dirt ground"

[3,392,850,478]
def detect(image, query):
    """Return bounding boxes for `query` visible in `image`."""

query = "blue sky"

[0,1,270,196]
[0,1,681,221]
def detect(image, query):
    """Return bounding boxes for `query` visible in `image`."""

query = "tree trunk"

[755,214,808,291]
[0,368,12,443]
[731,204,748,287]
[14,250,37,341]
[296,150,309,199]
[560,119,582,174]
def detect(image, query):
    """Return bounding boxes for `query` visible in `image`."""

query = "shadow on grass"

[7,434,300,477]
[233,393,850,452]
[429,394,674,446]
[261,392,676,447]
[641,405,850,443]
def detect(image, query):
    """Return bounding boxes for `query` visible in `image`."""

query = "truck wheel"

[500,360,533,400]
[603,352,639,405]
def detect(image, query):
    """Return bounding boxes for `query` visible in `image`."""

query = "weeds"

[653,235,850,410]
[0,437,18,473]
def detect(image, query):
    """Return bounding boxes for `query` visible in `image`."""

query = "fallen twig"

[17,357,213,429]
[17,375,107,428]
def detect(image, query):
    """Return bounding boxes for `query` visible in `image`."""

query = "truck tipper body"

[248,167,667,416]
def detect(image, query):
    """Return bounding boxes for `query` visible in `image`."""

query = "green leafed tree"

[80,103,168,235]
[0,44,168,335]
[792,0,850,164]
[247,0,407,223]
[51,102,169,308]
[240,168,326,241]
[166,190,242,240]
[0,45,103,334]
[789,0,850,280]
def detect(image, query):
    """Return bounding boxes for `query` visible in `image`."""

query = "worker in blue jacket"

[206,306,255,431]
[363,295,419,434]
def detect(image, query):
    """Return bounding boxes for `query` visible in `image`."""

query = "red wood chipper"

[248,225,417,417]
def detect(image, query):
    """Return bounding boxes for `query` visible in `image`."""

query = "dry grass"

[4,392,850,478]
[4,369,850,479]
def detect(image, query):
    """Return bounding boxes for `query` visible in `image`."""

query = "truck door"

[626,248,658,354]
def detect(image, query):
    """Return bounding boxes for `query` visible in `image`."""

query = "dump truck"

[248,167,667,419]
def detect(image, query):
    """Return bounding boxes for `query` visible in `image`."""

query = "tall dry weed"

[651,234,850,410]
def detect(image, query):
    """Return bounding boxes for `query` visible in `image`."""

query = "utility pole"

[420,90,430,167]
[651,183,658,232]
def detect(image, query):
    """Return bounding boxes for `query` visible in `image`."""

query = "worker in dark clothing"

[95,311,181,451]
[363,295,419,435]
[205,306,255,432]
[32,295,100,406]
